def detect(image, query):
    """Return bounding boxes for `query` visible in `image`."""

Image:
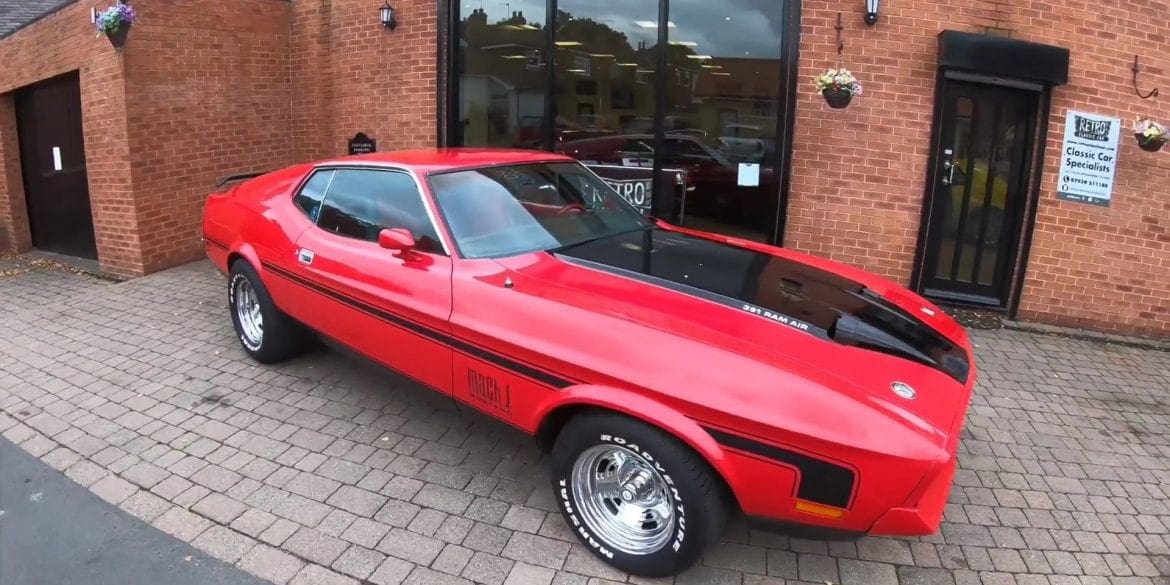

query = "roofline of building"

[1,0,80,40]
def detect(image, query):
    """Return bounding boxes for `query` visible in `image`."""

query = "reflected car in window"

[202,148,976,578]
[555,133,777,223]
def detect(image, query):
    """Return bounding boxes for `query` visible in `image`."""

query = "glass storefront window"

[454,1,548,148]
[551,2,658,146]
[452,1,791,244]
[664,0,783,242]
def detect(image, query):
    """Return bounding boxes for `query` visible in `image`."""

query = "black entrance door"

[15,72,97,260]
[918,81,1036,307]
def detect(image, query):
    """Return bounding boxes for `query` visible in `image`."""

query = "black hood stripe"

[556,228,970,383]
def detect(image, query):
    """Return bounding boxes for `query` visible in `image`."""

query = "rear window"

[294,170,334,222]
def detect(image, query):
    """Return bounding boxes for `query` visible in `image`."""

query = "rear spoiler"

[216,171,268,188]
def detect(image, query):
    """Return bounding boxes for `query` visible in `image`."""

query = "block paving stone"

[2,261,1169,585]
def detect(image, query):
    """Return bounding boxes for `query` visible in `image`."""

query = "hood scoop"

[555,228,970,383]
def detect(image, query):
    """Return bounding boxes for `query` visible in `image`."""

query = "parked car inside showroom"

[202,148,976,577]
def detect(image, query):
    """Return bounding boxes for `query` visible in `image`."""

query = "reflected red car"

[202,148,976,577]
[555,133,779,219]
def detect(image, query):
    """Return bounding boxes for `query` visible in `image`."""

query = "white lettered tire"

[550,411,728,577]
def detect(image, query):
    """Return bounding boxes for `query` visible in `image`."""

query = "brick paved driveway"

[1,259,1168,585]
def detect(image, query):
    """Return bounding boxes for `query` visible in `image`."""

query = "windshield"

[429,162,652,259]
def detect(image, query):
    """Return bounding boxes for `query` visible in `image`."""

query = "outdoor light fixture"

[380,1,397,30]
[864,0,880,25]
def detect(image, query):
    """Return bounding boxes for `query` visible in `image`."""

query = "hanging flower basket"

[1134,117,1167,152]
[813,68,862,110]
[821,87,853,109]
[1136,134,1166,152]
[95,3,136,50]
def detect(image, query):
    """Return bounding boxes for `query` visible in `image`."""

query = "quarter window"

[316,169,444,253]
[293,170,334,222]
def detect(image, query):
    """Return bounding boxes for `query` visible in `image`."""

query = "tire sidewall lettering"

[558,433,688,561]
[229,271,262,351]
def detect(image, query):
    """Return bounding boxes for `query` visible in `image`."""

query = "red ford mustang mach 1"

[202,149,976,577]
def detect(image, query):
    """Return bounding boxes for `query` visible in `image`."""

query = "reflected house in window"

[691,58,781,162]
[551,10,659,140]
[457,8,548,147]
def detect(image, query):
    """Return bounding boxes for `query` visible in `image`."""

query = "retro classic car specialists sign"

[585,165,655,213]
[1056,111,1121,207]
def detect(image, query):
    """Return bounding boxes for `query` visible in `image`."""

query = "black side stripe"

[259,261,574,389]
[704,426,856,509]
[204,235,228,250]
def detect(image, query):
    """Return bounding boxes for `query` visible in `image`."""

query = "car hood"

[492,226,975,442]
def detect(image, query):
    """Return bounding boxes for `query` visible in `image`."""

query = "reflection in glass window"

[450,0,790,245]
[455,2,548,148]
[664,0,783,242]
[552,2,659,147]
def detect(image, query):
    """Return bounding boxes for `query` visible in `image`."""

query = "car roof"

[312,148,575,174]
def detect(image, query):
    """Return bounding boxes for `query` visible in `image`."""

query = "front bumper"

[868,456,957,535]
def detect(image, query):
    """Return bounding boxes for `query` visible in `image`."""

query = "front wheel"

[550,412,728,577]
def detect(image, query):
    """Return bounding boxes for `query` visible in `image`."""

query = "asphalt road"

[0,437,272,585]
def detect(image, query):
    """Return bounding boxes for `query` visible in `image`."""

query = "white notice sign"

[1056,111,1120,207]
[737,163,760,187]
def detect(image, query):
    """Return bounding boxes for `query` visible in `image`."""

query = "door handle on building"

[941,149,955,186]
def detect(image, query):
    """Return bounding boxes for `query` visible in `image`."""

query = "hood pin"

[504,277,514,289]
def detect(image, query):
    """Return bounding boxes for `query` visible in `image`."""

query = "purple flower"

[95,3,136,36]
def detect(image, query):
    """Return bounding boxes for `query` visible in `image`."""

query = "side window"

[316,169,444,253]
[294,170,334,222]
[621,139,653,154]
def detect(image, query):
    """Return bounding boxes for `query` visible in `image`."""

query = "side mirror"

[378,228,415,251]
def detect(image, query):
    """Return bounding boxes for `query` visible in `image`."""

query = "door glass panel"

[933,96,972,281]
[551,2,658,148]
[969,103,1019,287]
[455,2,548,147]
[317,170,443,252]
[664,0,783,243]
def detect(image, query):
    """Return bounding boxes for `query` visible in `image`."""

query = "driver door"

[292,168,454,392]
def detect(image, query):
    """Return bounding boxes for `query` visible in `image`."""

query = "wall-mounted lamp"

[380,1,397,30]
[864,0,880,25]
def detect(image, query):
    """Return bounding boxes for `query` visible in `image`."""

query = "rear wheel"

[228,260,310,363]
[550,412,728,577]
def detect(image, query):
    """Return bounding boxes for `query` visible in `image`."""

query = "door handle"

[297,248,315,265]
[941,148,955,186]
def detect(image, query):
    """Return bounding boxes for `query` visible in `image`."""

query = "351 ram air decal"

[740,303,811,332]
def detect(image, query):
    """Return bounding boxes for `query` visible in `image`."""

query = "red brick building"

[0,0,1166,339]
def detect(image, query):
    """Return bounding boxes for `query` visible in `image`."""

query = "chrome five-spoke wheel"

[571,444,676,555]
[233,276,264,350]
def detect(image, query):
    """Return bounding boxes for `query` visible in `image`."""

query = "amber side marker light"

[794,500,846,519]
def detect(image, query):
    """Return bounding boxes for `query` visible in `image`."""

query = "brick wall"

[790,0,1170,338]
[0,95,30,253]
[124,0,293,274]
[289,0,438,162]
[0,0,291,276]
[0,2,137,271]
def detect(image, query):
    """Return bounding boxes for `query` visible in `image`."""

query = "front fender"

[527,384,741,501]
